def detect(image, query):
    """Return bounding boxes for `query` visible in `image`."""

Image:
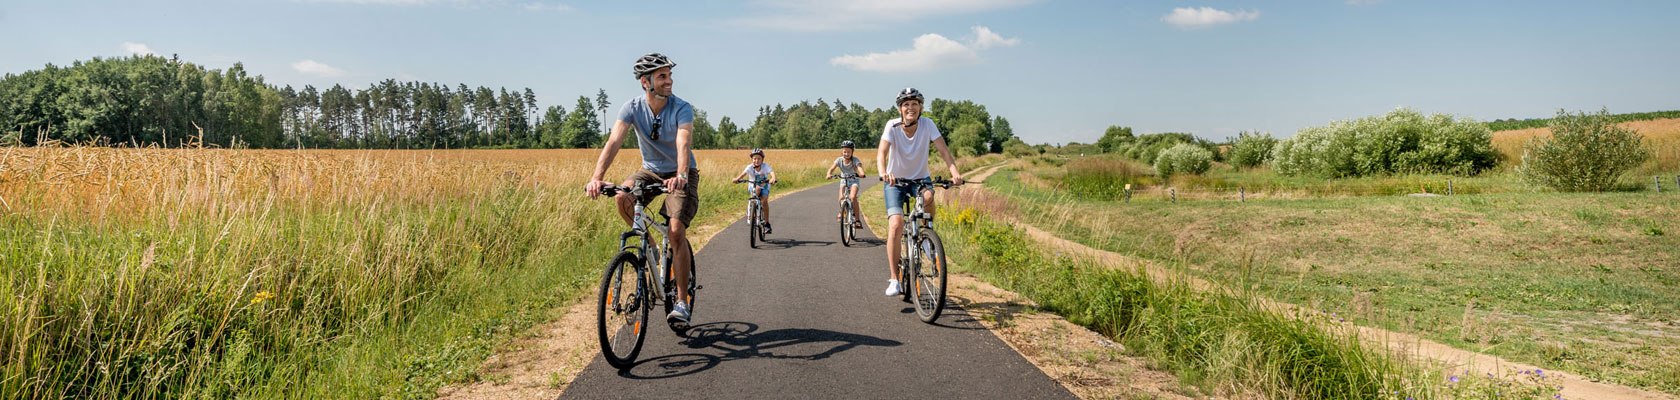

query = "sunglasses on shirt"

[649,116,663,141]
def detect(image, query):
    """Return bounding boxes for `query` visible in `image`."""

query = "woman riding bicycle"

[731,148,778,234]
[877,87,964,297]
[826,140,866,228]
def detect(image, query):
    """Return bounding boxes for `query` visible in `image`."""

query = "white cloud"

[300,0,569,10]
[291,60,346,78]
[522,2,571,12]
[831,26,1019,73]
[733,0,1035,32]
[1162,7,1260,29]
[1346,0,1384,5]
[121,42,155,56]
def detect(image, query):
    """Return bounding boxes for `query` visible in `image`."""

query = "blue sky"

[3,0,1678,145]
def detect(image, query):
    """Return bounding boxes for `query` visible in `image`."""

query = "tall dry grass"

[1493,118,1680,173]
[0,147,840,398]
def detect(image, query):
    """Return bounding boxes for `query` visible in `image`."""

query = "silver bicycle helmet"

[749,148,765,158]
[632,53,676,78]
[895,87,923,106]
[840,140,855,149]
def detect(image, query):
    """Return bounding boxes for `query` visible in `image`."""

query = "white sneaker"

[884,280,902,296]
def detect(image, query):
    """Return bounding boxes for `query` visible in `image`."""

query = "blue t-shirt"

[618,95,697,173]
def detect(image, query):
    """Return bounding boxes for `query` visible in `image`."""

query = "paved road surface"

[562,180,1075,399]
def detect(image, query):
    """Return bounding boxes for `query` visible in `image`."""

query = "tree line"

[1,55,1017,152]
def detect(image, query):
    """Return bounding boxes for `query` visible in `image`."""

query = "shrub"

[1227,131,1277,168]
[1154,143,1213,178]
[1517,109,1651,192]
[1272,108,1498,178]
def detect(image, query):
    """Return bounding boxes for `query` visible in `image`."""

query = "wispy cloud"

[300,0,570,10]
[291,60,346,78]
[733,0,1035,32]
[121,42,155,56]
[522,2,571,12]
[1162,7,1260,30]
[831,26,1019,73]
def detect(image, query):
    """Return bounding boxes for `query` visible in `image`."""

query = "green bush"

[1227,131,1276,168]
[1272,108,1497,178]
[1517,109,1651,192]
[1154,143,1213,178]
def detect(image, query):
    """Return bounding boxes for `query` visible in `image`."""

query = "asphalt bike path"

[561,179,1075,399]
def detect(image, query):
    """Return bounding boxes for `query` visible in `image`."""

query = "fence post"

[1239,186,1246,202]
[1170,188,1177,203]
[1124,184,1132,203]
[1657,176,1664,193]
[1447,179,1454,196]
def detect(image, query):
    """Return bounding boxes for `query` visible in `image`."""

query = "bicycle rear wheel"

[913,228,948,323]
[597,252,648,369]
[663,245,698,334]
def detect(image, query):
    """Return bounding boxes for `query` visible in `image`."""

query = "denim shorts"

[883,178,931,217]
[747,183,770,199]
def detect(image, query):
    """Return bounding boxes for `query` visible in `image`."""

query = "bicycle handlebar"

[598,182,667,198]
[881,176,960,189]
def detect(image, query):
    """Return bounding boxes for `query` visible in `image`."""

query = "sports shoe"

[764,223,773,235]
[884,280,902,296]
[667,301,690,325]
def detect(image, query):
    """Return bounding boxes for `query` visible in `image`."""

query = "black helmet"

[749,148,764,158]
[895,87,923,106]
[632,53,676,78]
[840,140,855,149]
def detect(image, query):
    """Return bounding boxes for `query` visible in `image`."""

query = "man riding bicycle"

[584,52,700,325]
[731,148,778,234]
[878,87,964,297]
[825,140,866,227]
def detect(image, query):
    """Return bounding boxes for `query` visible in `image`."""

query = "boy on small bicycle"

[877,88,964,297]
[731,148,778,234]
[825,140,866,227]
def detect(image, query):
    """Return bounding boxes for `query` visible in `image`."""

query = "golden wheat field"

[0,147,856,218]
[1492,118,1680,172]
[0,146,847,398]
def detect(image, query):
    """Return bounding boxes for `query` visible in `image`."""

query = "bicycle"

[734,176,770,248]
[594,181,700,370]
[828,173,863,247]
[887,176,958,323]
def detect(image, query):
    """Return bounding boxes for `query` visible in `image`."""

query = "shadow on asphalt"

[890,296,994,331]
[616,321,902,379]
[758,238,835,249]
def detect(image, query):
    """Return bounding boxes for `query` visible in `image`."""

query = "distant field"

[1492,118,1680,173]
[982,161,1680,394]
[0,147,842,398]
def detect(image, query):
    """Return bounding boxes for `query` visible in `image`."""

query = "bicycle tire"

[597,251,648,370]
[914,228,948,323]
[748,201,758,249]
[839,200,853,246]
[899,237,913,304]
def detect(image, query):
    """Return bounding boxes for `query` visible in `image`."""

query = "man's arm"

[586,120,633,198]
[877,139,893,183]
[668,122,695,190]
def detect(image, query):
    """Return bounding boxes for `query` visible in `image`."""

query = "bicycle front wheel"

[839,200,853,247]
[597,252,649,369]
[748,202,759,249]
[912,228,948,323]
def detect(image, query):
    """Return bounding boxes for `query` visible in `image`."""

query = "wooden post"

[1657,176,1664,193]
[1124,183,1132,203]
[1170,188,1177,203]
[1447,179,1454,196]
[1239,186,1246,202]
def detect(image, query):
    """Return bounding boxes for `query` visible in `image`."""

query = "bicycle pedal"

[694,285,703,291]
